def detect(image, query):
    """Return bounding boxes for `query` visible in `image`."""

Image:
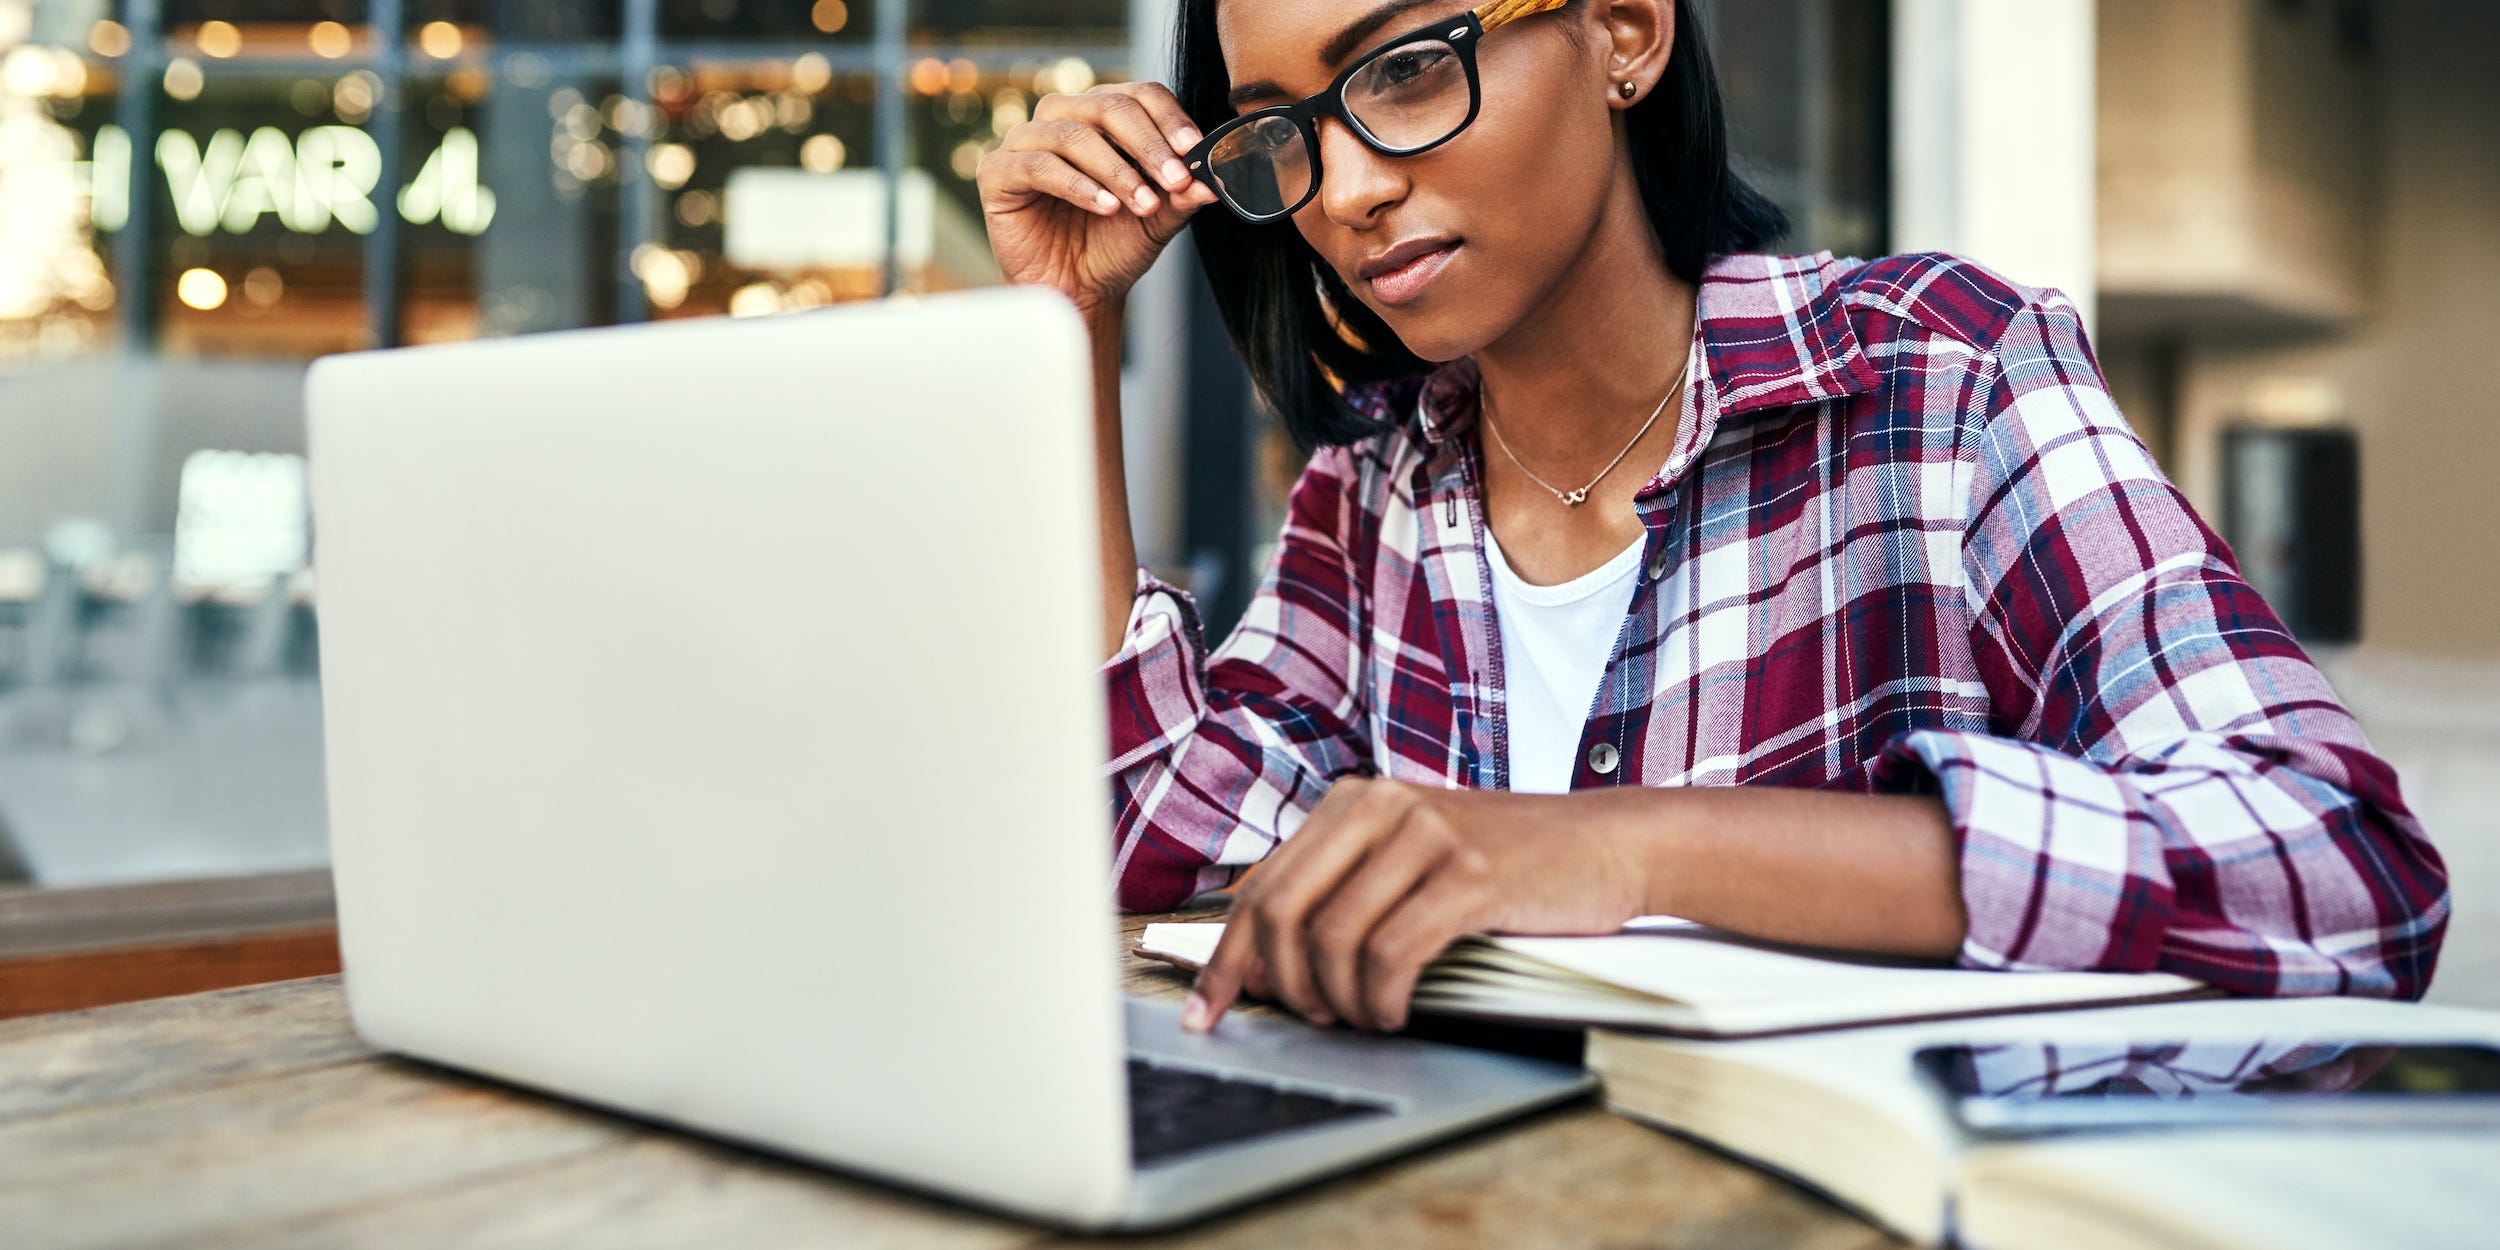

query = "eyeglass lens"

[1206,37,1471,218]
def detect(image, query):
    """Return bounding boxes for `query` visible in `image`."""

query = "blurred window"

[1709,0,1890,259]
[911,0,1125,45]
[645,60,883,317]
[0,33,117,361]
[663,0,874,42]
[150,71,370,358]
[409,2,619,44]
[402,70,625,339]
[906,55,1125,293]
[0,0,1135,890]
[0,0,1890,889]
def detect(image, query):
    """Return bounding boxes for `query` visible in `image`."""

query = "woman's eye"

[1378,48,1448,86]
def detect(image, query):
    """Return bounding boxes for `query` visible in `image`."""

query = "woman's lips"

[1366,242,1460,307]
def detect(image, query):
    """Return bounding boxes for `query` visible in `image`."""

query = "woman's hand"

[1182,778,1655,1036]
[976,83,1221,318]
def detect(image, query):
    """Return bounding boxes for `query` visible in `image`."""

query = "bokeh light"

[418,22,464,60]
[241,267,285,309]
[800,133,846,173]
[309,21,352,59]
[197,21,242,59]
[87,20,131,58]
[791,53,833,95]
[163,57,205,101]
[177,269,230,311]
[647,143,696,190]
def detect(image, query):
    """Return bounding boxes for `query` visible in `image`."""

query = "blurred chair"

[0,537,328,890]
[0,549,38,695]
[0,807,27,886]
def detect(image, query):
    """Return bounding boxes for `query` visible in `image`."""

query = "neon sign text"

[81,125,496,238]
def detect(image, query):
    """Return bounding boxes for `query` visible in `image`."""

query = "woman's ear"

[1598,0,1674,108]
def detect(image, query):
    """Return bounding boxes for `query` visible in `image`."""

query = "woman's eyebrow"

[1225,0,1450,109]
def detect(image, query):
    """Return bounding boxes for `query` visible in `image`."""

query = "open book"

[1589,996,2500,1246]
[1135,918,2208,1039]
[1955,1123,2500,1250]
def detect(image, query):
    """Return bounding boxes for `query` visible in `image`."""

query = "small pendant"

[1560,488,1589,506]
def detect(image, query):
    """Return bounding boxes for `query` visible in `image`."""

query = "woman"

[974,0,2449,1036]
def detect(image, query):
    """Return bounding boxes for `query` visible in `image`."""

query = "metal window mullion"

[618,0,661,323]
[365,0,409,349]
[1800,0,1833,247]
[106,0,165,542]
[113,0,161,353]
[875,0,907,295]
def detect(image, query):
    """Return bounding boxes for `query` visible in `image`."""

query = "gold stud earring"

[1617,80,1637,100]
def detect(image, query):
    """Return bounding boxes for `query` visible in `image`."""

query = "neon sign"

[80,124,496,238]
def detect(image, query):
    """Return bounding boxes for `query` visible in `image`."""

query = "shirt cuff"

[1102,570,1210,775]
[1873,729,2179,975]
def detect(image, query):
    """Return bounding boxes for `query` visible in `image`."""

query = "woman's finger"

[1360,877,1484,1033]
[1241,955,1274,1002]
[977,148,1121,216]
[1306,811,1449,1031]
[1183,779,1373,1033]
[1004,120,1161,215]
[1184,905,1261,1032]
[1076,89,1195,194]
[1101,81,1204,158]
[1244,781,1410,1026]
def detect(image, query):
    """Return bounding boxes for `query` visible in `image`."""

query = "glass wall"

[1707,0,1890,260]
[0,0,1880,888]
[0,0,1129,889]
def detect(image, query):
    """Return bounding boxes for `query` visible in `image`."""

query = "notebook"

[1135,918,2209,1039]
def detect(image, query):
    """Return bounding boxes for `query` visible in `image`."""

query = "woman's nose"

[1311,116,1407,227]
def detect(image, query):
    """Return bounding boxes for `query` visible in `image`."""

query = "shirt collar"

[1406,250,1884,454]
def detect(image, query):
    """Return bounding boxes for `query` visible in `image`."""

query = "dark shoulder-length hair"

[1173,0,1787,449]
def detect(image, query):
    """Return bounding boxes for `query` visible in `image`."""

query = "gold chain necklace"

[1479,354,1692,507]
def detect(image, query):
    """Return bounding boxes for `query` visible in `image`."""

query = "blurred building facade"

[2098,0,2500,665]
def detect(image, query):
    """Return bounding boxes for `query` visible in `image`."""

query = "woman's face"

[1215,0,1627,362]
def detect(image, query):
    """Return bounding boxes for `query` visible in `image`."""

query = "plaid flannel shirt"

[1102,251,2449,999]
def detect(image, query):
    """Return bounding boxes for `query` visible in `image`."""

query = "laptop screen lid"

[307,288,1133,1224]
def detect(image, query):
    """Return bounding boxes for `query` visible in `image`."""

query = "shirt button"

[1588,742,1621,775]
[1646,551,1671,582]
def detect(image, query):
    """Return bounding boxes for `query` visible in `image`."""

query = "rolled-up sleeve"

[1101,446,1376,912]
[1875,292,2450,999]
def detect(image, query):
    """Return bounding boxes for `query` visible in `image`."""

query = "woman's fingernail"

[1181,992,1212,1033]
[1133,188,1159,212]
[1093,189,1118,212]
[1160,158,1189,187]
[1175,126,1202,149]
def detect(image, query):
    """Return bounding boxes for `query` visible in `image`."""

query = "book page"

[1142,921,2203,1033]
[1960,1129,2500,1250]
[1594,997,2500,1245]
[1484,929,2200,1031]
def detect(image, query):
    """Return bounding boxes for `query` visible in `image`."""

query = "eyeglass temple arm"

[1472,0,1575,34]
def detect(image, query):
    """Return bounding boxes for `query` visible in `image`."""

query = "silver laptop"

[304,287,1592,1231]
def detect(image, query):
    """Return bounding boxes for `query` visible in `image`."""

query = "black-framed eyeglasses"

[1186,0,1573,223]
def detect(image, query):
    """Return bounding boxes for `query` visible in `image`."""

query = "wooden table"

[0,904,1901,1250]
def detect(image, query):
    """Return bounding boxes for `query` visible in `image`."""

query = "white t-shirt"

[1482,525,1646,794]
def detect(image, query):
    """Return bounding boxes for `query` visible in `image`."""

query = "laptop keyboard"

[1127,1059,1393,1166]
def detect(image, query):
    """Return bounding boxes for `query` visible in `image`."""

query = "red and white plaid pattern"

[1103,251,2449,999]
